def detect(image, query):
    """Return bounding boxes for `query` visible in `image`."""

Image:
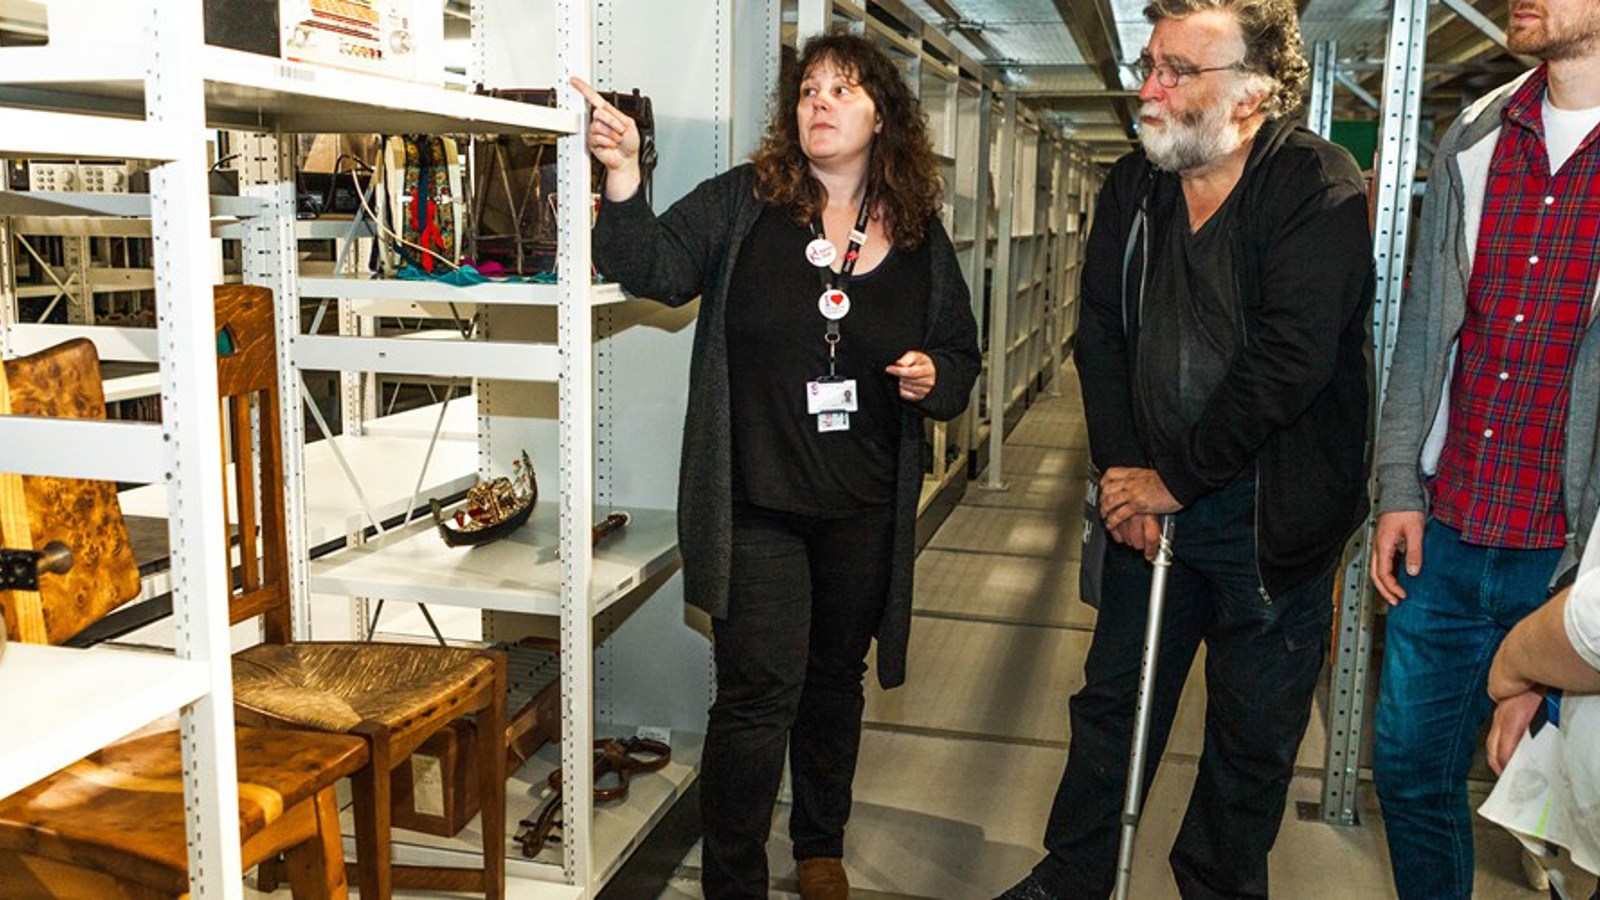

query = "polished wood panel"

[0,338,140,644]
[0,728,366,898]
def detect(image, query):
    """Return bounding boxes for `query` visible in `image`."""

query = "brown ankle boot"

[797,857,850,900]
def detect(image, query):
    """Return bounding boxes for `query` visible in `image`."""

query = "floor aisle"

[661,363,1550,899]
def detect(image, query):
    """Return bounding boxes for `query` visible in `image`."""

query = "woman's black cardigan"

[594,164,980,688]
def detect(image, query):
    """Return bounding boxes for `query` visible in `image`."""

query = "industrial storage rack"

[0,1,1101,896]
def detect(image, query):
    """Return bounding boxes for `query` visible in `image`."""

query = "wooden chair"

[0,337,368,899]
[213,285,507,899]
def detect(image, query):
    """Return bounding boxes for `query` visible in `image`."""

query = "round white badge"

[818,289,851,320]
[805,238,838,268]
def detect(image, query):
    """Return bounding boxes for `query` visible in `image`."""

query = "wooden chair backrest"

[0,338,141,644]
[214,285,292,642]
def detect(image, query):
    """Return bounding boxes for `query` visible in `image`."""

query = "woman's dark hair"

[750,31,943,250]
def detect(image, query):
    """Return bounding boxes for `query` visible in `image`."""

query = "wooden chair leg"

[282,785,348,900]
[255,854,284,893]
[478,658,508,900]
[349,728,393,900]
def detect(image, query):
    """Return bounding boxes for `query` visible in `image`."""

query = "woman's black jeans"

[699,502,894,899]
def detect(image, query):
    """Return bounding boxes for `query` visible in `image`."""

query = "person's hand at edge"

[1485,690,1544,776]
[1371,510,1424,606]
[1489,627,1541,702]
[887,351,936,402]
[1099,466,1181,534]
[570,76,642,202]
[1110,513,1163,561]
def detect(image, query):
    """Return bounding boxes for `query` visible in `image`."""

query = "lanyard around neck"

[810,197,873,293]
[810,198,871,378]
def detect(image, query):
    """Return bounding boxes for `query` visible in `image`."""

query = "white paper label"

[410,753,446,818]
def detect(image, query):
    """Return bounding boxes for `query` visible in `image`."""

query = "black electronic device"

[295,170,373,219]
[127,169,240,196]
[203,0,280,57]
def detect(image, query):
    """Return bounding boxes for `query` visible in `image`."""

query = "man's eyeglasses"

[1133,51,1245,88]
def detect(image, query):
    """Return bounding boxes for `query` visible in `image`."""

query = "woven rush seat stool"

[233,640,506,897]
[0,727,367,899]
[234,642,498,736]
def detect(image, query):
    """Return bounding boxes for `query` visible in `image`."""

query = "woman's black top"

[593,164,981,687]
[726,205,929,516]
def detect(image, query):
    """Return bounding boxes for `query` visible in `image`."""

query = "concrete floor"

[659,365,1577,900]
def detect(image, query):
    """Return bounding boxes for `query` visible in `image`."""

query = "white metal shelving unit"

[2,2,1104,895]
[0,45,579,135]
[0,4,243,896]
[0,643,210,798]
[974,88,1099,488]
[301,0,762,893]
[0,2,618,896]
[912,21,973,522]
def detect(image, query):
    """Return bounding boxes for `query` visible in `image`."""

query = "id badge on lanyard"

[803,199,870,433]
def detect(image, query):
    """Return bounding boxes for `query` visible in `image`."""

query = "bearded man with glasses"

[996,0,1375,897]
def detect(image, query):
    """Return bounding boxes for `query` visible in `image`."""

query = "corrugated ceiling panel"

[898,0,1087,64]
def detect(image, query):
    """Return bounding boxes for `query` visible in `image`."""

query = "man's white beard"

[1139,95,1244,173]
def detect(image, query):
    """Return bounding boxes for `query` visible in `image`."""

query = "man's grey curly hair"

[1143,0,1309,119]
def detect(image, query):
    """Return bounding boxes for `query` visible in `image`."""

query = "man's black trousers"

[1031,477,1335,898]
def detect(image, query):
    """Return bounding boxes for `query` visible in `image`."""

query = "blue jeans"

[1374,518,1559,900]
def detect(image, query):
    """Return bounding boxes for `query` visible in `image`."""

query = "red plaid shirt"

[1432,67,1600,548]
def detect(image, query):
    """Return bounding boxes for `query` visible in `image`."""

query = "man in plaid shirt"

[1370,0,1600,894]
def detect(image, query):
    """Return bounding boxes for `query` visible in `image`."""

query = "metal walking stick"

[1114,514,1176,900]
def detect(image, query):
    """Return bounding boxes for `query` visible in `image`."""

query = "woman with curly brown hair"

[574,30,979,900]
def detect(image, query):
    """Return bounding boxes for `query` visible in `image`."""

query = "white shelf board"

[300,276,626,308]
[104,370,162,402]
[289,218,376,241]
[10,219,147,239]
[0,643,208,799]
[119,408,477,548]
[0,46,581,136]
[8,323,159,364]
[357,729,703,892]
[0,106,175,161]
[0,416,164,482]
[297,273,627,307]
[298,431,479,547]
[0,190,263,220]
[294,334,559,381]
[309,504,679,616]
[358,396,479,442]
